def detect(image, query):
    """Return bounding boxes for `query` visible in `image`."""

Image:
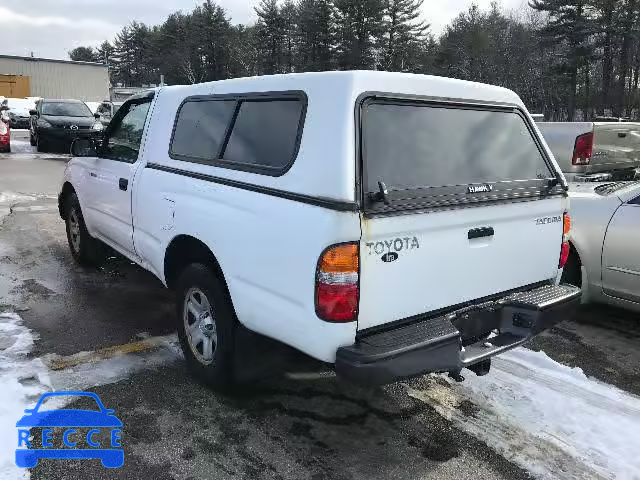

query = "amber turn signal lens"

[319,243,359,273]
[563,213,571,235]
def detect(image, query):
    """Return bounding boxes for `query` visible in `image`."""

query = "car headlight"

[38,119,52,128]
[92,122,103,131]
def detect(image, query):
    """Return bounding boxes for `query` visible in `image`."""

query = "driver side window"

[101,101,151,163]
[630,195,640,205]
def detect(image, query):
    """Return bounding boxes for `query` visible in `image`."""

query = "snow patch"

[0,312,180,479]
[44,337,181,391]
[0,193,36,205]
[408,347,640,480]
[0,312,51,480]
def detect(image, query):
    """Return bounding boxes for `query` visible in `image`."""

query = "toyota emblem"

[70,125,78,130]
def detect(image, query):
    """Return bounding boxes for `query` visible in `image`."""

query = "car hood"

[16,410,123,427]
[9,110,30,118]
[41,115,95,127]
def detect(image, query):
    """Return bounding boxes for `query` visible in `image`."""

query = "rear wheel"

[64,193,102,266]
[176,263,237,389]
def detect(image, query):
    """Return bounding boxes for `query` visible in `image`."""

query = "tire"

[176,263,237,389]
[30,133,36,146]
[64,192,102,266]
[36,134,48,153]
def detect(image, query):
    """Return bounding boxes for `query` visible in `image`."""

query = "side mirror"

[29,109,37,116]
[71,138,97,157]
[94,112,100,119]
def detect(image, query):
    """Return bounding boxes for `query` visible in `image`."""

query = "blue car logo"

[15,391,123,468]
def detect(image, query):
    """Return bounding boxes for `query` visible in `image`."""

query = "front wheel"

[64,193,102,266]
[36,135,47,153]
[176,263,237,389]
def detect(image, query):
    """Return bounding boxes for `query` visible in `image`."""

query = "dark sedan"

[29,99,103,153]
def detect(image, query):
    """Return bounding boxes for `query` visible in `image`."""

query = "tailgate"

[358,98,566,331]
[591,123,640,173]
[359,199,564,330]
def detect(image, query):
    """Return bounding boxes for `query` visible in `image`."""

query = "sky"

[2,0,528,61]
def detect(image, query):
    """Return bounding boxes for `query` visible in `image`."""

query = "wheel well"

[58,182,76,220]
[564,242,583,287]
[164,235,227,292]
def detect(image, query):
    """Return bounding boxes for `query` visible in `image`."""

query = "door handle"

[618,132,627,138]
[119,178,128,191]
[90,172,97,177]
[468,227,494,239]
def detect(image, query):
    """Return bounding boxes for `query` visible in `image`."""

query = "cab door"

[602,195,640,303]
[87,96,152,257]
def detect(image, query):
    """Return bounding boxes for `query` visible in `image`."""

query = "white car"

[58,71,580,388]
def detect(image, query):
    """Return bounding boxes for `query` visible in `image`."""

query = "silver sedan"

[563,181,640,312]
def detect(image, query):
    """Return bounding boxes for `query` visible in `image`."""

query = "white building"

[0,55,109,102]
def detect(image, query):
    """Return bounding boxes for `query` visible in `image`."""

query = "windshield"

[42,102,92,117]
[363,102,553,193]
[5,99,35,114]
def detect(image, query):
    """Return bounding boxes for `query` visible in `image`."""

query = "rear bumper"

[336,283,581,385]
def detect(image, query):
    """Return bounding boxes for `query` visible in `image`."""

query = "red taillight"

[572,132,593,165]
[559,212,571,268]
[559,242,570,268]
[315,243,359,322]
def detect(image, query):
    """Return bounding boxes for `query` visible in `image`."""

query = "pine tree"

[334,0,386,69]
[96,41,115,65]
[296,0,334,71]
[382,0,428,71]
[255,0,286,74]
[68,47,98,62]
[529,0,595,120]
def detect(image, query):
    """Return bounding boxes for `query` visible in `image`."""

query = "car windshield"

[42,102,92,117]
[4,99,34,115]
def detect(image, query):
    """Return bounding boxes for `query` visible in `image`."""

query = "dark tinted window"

[222,99,303,171]
[363,103,551,192]
[171,100,236,160]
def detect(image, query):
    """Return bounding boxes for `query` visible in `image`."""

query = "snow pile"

[0,312,180,479]
[0,312,51,480]
[408,347,640,480]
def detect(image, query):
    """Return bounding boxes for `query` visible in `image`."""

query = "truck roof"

[160,71,524,107]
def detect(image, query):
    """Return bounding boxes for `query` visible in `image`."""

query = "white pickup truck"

[59,71,581,388]
[536,121,640,182]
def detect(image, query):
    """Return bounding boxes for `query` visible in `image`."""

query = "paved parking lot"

[1,129,639,479]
